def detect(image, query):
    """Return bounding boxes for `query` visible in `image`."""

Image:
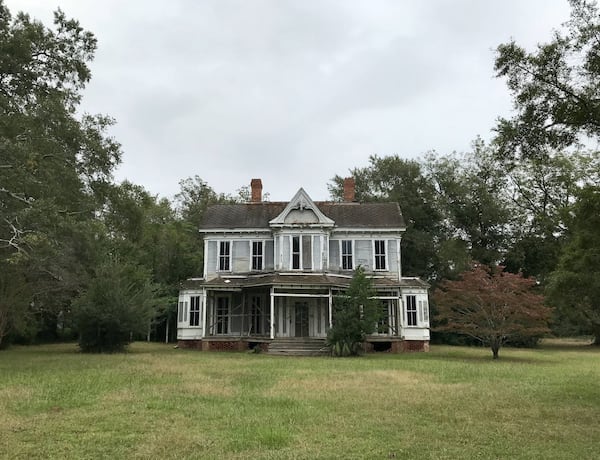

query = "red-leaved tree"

[433,264,552,359]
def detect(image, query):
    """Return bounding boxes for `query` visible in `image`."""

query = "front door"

[294,302,309,337]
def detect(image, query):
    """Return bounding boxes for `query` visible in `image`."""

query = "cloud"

[6,0,572,201]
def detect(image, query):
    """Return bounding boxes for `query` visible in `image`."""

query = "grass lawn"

[1,341,599,459]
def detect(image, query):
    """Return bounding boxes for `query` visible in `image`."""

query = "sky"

[7,0,572,202]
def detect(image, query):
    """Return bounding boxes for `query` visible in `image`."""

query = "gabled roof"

[200,188,406,231]
[269,188,335,227]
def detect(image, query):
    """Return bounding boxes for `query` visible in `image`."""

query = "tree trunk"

[490,337,501,359]
[593,326,600,346]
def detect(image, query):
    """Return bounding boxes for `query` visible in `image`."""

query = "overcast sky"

[8,0,571,201]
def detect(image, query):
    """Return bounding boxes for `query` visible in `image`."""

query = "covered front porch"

[177,274,422,352]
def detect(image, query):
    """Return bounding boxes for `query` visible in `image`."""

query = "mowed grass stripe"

[0,342,599,459]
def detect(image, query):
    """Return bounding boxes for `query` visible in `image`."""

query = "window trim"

[340,239,354,271]
[373,239,387,271]
[217,240,231,272]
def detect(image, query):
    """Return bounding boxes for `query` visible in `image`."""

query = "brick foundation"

[398,340,430,352]
[178,339,270,352]
[364,340,430,353]
[177,340,203,350]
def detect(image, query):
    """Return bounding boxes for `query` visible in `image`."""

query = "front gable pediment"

[269,188,335,228]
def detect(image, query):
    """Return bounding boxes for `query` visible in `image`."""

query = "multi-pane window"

[406,295,417,326]
[374,240,386,270]
[218,241,231,271]
[252,241,263,271]
[189,296,201,326]
[292,236,301,269]
[341,240,353,270]
[216,296,229,334]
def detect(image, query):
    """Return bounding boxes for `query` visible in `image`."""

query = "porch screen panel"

[216,297,230,334]
[302,235,312,270]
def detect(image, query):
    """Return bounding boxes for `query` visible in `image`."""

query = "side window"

[406,295,417,326]
[218,241,231,271]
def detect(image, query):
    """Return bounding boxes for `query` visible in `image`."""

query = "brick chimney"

[250,178,262,203]
[343,177,355,202]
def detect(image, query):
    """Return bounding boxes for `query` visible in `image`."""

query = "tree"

[501,151,600,282]
[433,264,552,359]
[494,0,600,163]
[73,259,158,353]
[425,140,511,269]
[547,187,600,344]
[0,2,120,344]
[327,267,381,356]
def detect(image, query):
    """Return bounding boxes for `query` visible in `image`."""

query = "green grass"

[1,341,599,459]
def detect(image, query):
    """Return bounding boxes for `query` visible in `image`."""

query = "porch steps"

[267,338,329,356]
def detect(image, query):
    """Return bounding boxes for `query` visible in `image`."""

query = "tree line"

[1,0,599,351]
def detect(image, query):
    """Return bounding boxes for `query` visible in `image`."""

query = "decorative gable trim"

[269,188,335,228]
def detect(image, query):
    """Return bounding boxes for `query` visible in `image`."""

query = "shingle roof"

[201,202,405,229]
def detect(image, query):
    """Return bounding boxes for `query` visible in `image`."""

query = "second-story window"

[374,240,386,270]
[218,241,231,271]
[341,240,353,270]
[252,241,263,271]
[292,236,300,269]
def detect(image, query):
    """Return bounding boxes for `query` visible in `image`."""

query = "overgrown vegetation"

[0,342,599,459]
[327,267,380,356]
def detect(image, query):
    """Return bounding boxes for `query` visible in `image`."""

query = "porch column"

[270,287,275,339]
[328,288,333,329]
[201,289,207,338]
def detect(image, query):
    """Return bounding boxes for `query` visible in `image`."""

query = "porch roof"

[181,273,429,290]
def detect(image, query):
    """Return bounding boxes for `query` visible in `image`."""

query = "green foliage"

[327,267,380,356]
[494,0,600,162]
[0,1,120,344]
[547,187,600,344]
[425,139,511,269]
[73,259,158,353]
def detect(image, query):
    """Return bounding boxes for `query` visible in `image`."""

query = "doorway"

[294,302,309,337]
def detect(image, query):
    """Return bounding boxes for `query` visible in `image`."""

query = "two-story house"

[177,178,430,353]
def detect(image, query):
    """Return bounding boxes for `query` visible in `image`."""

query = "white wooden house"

[177,178,430,353]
